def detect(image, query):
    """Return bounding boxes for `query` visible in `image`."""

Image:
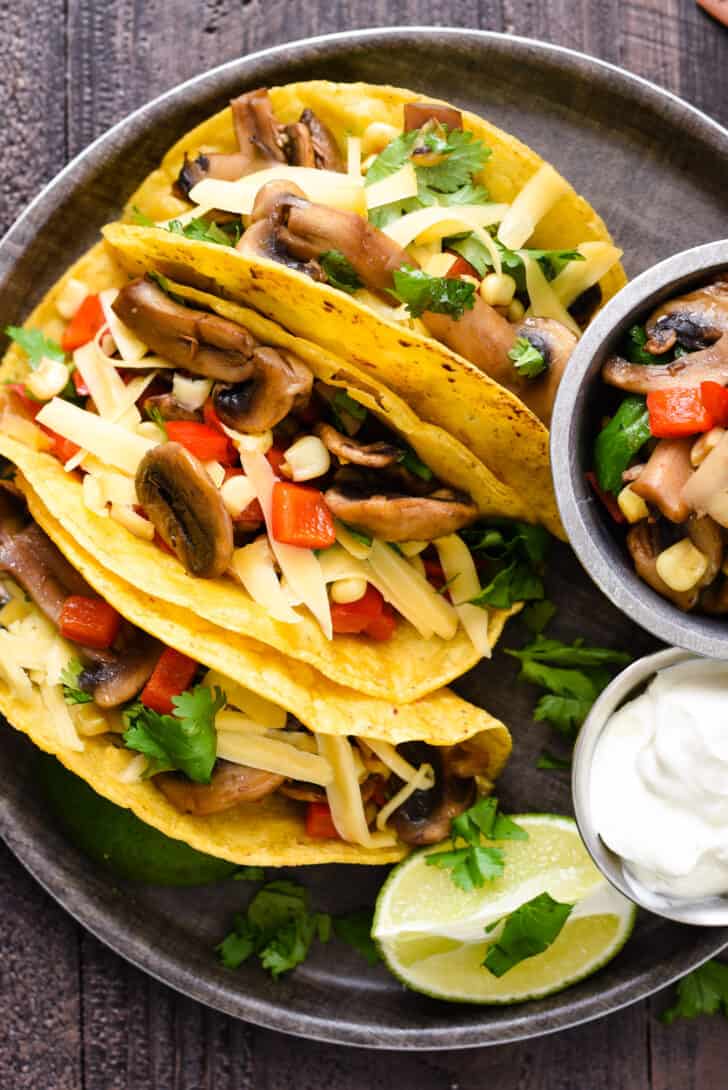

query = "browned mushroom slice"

[175,151,256,199]
[324,476,477,542]
[142,392,202,423]
[403,102,463,131]
[687,515,724,587]
[314,422,400,468]
[390,742,475,846]
[279,781,327,803]
[113,279,256,382]
[136,442,234,578]
[510,317,577,427]
[602,335,728,393]
[77,640,159,708]
[645,278,728,354]
[298,108,343,171]
[285,121,316,167]
[630,438,694,523]
[626,522,699,610]
[156,760,284,815]
[213,347,313,434]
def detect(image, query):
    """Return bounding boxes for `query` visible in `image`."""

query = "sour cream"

[591,659,728,901]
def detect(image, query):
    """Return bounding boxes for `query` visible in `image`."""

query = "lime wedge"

[373,814,636,1004]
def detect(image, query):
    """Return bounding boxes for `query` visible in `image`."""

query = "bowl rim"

[551,240,728,657]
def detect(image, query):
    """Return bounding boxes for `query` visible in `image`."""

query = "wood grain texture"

[1,2,728,1087]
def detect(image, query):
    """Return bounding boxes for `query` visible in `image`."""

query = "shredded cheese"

[364,738,434,786]
[117,752,149,783]
[368,540,458,640]
[497,164,570,250]
[99,288,148,362]
[317,733,386,847]
[36,399,158,475]
[231,537,302,625]
[434,534,492,658]
[334,520,372,560]
[550,241,623,307]
[521,254,580,335]
[216,730,333,786]
[203,669,288,729]
[188,168,367,217]
[376,762,434,831]
[0,631,34,701]
[40,682,83,752]
[382,203,509,248]
[346,135,362,179]
[365,162,419,210]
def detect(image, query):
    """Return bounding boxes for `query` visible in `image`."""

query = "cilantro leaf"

[60,658,93,705]
[508,635,631,669]
[534,693,595,737]
[426,844,505,892]
[368,196,422,230]
[5,327,65,370]
[123,684,223,783]
[167,216,238,247]
[333,909,382,966]
[464,519,550,609]
[234,866,265,882]
[398,447,433,481]
[523,599,556,634]
[425,797,526,891]
[483,891,574,976]
[333,389,367,422]
[470,558,544,608]
[130,205,156,227]
[434,182,490,207]
[509,337,547,379]
[594,395,651,495]
[365,131,419,187]
[216,879,331,978]
[415,129,491,193]
[319,250,363,294]
[391,266,476,320]
[623,324,656,365]
[536,749,571,771]
[662,960,728,1024]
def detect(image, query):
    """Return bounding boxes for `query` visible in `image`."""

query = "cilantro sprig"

[483,891,574,977]
[60,658,93,705]
[662,960,728,1023]
[123,684,224,783]
[217,880,331,977]
[333,909,382,966]
[464,519,550,609]
[5,327,66,370]
[426,797,528,892]
[319,250,363,294]
[390,266,476,320]
[509,337,547,379]
[130,205,239,246]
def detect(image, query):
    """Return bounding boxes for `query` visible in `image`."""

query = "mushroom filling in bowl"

[592,276,728,612]
[0,488,499,850]
[3,275,544,653]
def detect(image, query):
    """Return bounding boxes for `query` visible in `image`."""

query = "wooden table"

[1,2,727,1085]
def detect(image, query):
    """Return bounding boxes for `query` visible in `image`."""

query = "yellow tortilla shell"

[121,80,628,537]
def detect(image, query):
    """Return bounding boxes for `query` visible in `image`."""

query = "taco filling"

[0,486,502,849]
[157,87,623,425]
[3,274,544,656]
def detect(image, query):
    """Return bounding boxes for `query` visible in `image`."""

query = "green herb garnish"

[234,866,266,882]
[662,960,728,1023]
[398,447,433,481]
[167,216,239,247]
[523,599,556,634]
[5,327,65,370]
[145,403,169,439]
[60,658,93,705]
[509,337,547,379]
[130,205,156,227]
[426,797,528,892]
[333,909,382,966]
[123,684,223,783]
[333,389,367,422]
[465,520,550,609]
[483,892,574,977]
[536,749,572,771]
[391,266,476,320]
[319,250,363,294]
[594,395,651,495]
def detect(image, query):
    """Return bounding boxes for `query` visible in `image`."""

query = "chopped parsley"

[333,389,367,421]
[217,879,331,977]
[413,128,492,193]
[167,216,239,247]
[483,892,574,976]
[509,337,547,379]
[319,250,363,294]
[123,684,224,783]
[333,909,382,966]
[426,797,528,892]
[4,327,65,370]
[623,323,656,365]
[145,403,169,439]
[390,266,476,320]
[465,520,550,609]
[662,960,728,1023]
[507,636,630,740]
[398,447,433,481]
[60,658,93,705]
[522,599,556,634]
[130,205,156,227]
[594,395,651,495]
[536,749,571,772]
[365,131,419,187]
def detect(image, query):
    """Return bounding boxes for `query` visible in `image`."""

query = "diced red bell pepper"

[59,595,121,650]
[7,383,42,419]
[165,421,236,464]
[423,557,446,589]
[445,252,481,281]
[40,425,81,464]
[647,387,713,438]
[305,801,340,839]
[701,382,728,428]
[266,446,288,476]
[270,482,336,549]
[203,398,226,433]
[364,604,397,641]
[140,647,198,715]
[72,369,89,397]
[60,294,106,352]
[330,584,385,634]
[585,471,626,524]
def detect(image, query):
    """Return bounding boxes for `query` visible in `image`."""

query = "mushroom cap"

[213,347,313,434]
[156,760,285,815]
[135,441,234,578]
[390,742,475,846]
[314,421,400,468]
[324,477,478,542]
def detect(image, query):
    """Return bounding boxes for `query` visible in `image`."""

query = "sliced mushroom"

[390,742,475,846]
[297,108,343,171]
[630,438,694,522]
[213,347,313,434]
[682,430,728,528]
[113,279,256,382]
[0,513,91,626]
[143,393,202,423]
[403,102,463,131]
[77,639,158,708]
[602,335,728,393]
[325,473,478,542]
[314,422,400,468]
[136,442,234,578]
[510,317,577,426]
[626,521,699,610]
[278,781,327,803]
[156,759,284,815]
[645,278,728,354]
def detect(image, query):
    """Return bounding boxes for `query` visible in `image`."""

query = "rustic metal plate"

[0,28,726,1049]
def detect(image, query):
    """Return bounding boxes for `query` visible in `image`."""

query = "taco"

[0,482,511,865]
[113,79,626,523]
[0,243,541,705]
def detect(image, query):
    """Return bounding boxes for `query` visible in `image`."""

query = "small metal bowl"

[551,240,728,656]
[573,646,728,926]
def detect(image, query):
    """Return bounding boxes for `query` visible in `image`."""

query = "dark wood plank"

[0,843,82,1089]
[679,0,728,125]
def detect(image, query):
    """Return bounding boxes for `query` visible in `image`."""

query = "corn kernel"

[617,485,649,524]
[55,277,88,320]
[656,539,708,592]
[25,357,69,401]
[283,435,331,481]
[330,577,368,604]
[480,272,517,307]
[360,122,400,157]
[507,298,525,323]
[691,427,725,467]
[220,474,257,517]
